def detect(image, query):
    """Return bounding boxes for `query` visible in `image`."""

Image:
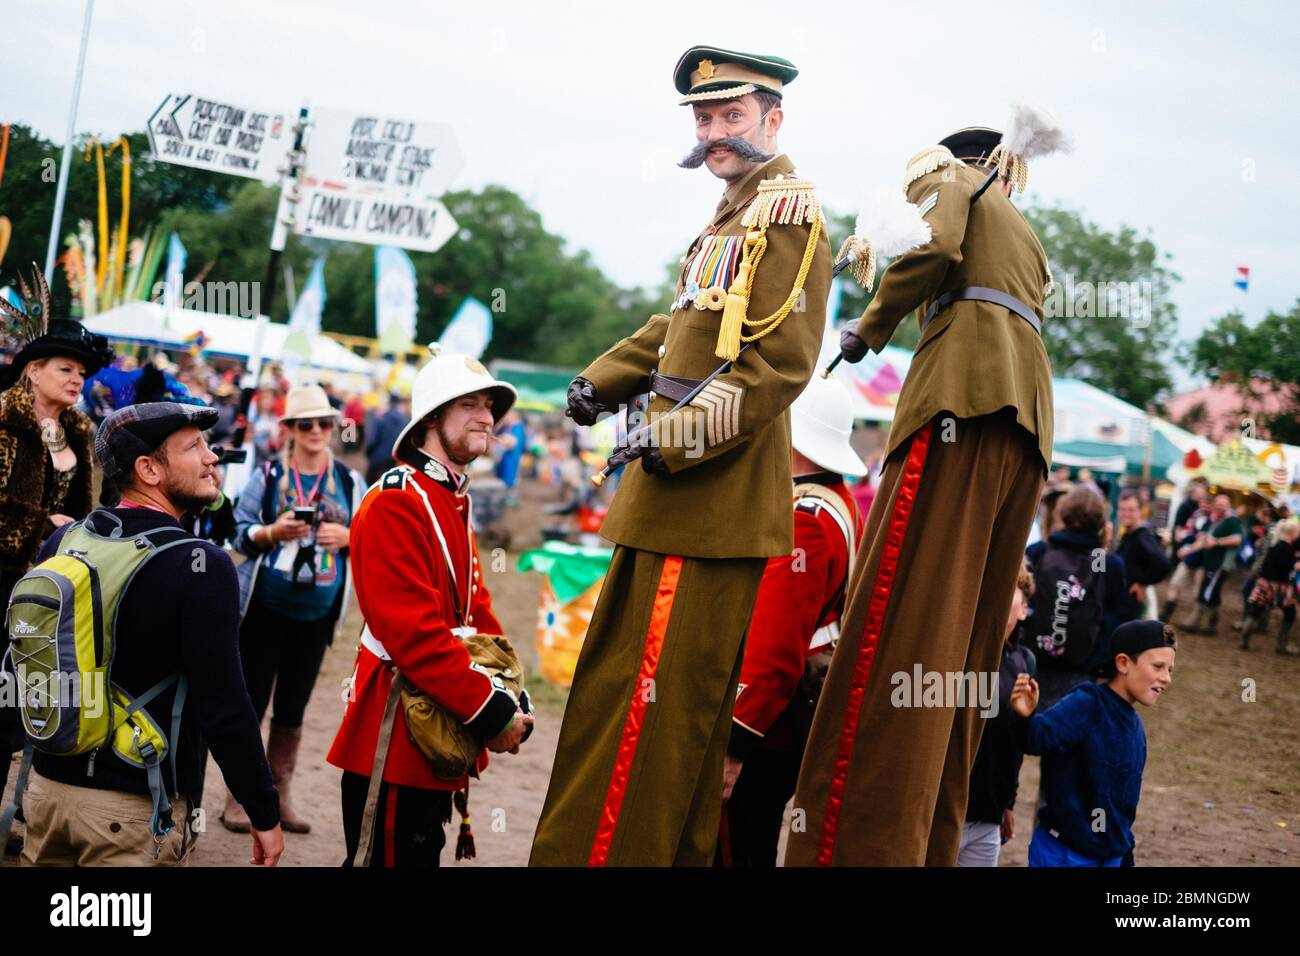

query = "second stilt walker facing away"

[529,45,830,866]
[787,109,1070,867]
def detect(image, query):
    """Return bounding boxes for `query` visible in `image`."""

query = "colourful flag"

[438,296,493,359]
[374,246,417,354]
[184,329,208,358]
[1234,266,1249,292]
[284,258,326,361]
[163,232,186,324]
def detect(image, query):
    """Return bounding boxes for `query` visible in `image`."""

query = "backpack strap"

[115,671,189,837]
[335,460,356,513]
[261,461,281,524]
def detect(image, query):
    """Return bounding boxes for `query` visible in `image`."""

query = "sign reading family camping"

[146,94,288,183]
[294,108,464,253]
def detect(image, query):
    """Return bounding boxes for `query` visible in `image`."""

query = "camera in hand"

[212,445,248,465]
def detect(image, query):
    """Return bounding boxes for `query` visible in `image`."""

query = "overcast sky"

[4,0,1297,384]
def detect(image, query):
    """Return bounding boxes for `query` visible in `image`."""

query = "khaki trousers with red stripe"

[786,410,1044,867]
[529,547,765,866]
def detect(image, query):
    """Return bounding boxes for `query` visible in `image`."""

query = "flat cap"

[95,401,219,479]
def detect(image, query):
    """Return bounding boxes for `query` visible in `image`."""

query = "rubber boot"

[1277,620,1296,656]
[1183,605,1207,633]
[220,790,251,833]
[1239,616,1258,650]
[267,723,311,834]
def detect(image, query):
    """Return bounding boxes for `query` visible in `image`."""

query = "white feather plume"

[1002,104,1074,161]
[854,187,932,258]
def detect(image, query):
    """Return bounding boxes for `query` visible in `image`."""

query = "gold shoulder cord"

[714,177,823,362]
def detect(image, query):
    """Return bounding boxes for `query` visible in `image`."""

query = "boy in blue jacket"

[1009,620,1177,866]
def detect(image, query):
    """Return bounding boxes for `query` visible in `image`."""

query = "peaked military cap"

[938,127,1002,163]
[674,46,798,104]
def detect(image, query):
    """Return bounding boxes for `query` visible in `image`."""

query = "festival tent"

[489,359,576,412]
[811,318,913,422]
[83,301,374,376]
[1050,378,1188,478]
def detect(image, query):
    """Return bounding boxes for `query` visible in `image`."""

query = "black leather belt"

[921,286,1042,336]
[648,371,704,403]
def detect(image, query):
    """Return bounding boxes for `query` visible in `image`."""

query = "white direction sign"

[295,108,464,253]
[147,94,289,182]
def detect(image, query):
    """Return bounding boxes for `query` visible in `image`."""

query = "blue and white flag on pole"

[438,297,493,359]
[284,258,326,362]
[375,246,417,354]
[162,232,187,326]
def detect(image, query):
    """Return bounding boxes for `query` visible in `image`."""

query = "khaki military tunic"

[859,161,1054,474]
[788,154,1054,867]
[530,153,830,866]
[581,153,832,558]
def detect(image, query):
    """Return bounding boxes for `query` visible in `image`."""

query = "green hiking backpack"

[2,509,201,839]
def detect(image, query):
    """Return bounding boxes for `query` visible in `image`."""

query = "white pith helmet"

[790,372,867,477]
[392,343,518,458]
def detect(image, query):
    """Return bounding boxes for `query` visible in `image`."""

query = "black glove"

[566,377,604,426]
[518,689,535,745]
[640,445,671,477]
[602,443,643,474]
[839,327,870,364]
[204,494,237,547]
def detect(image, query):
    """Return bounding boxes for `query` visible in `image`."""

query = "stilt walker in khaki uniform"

[530,46,830,866]
[788,116,1069,867]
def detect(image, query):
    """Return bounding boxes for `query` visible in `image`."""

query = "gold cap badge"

[698,58,715,80]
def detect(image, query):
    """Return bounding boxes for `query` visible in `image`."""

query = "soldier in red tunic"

[717,372,865,866]
[327,347,534,867]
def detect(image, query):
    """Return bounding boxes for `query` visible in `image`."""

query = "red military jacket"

[326,448,519,790]
[730,474,863,757]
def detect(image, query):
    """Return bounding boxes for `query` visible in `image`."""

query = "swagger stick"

[590,342,755,488]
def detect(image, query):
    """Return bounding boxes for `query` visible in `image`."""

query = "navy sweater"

[1014,681,1146,861]
[31,508,280,831]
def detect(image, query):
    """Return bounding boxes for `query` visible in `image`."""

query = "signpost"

[146,94,290,183]
[144,99,466,481]
[295,108,463,252]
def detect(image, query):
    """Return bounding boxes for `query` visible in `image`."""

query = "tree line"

[2,123,1295,439]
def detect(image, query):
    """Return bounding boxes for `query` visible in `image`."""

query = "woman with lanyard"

[222,385,364,834]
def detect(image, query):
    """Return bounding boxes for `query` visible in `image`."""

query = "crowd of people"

[2,42,1296,873]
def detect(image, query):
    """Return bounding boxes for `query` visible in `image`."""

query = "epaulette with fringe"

[903,146,964,189]
[740,175,822,229]
[715,175,825,361]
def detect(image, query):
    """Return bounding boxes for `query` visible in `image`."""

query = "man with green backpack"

[5,402,283,866]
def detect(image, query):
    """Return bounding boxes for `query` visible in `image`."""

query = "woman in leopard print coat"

[0,374,95,585]
[0,284,112,839]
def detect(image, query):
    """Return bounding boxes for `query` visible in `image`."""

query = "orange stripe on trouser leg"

[816,421,933,866]
[588,554,684,866]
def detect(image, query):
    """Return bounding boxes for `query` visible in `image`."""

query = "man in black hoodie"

[19,402,283,866]
[1115,490,1173,622]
